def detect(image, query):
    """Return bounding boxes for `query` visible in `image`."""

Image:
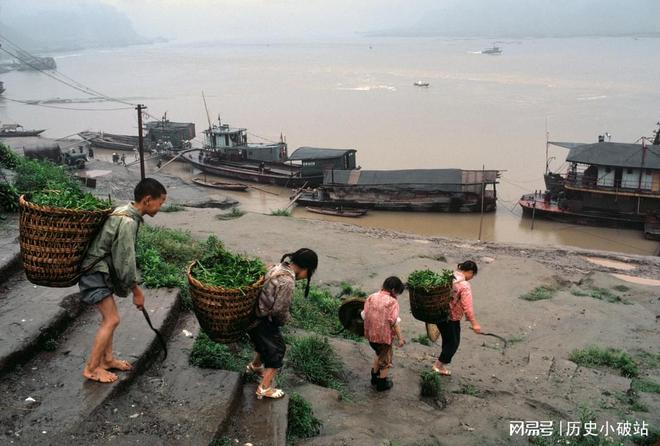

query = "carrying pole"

[137,104,146,180]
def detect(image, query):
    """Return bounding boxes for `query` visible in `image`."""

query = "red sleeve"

[459,283,475,322]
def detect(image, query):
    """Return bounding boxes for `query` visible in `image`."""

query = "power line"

[2,96,134,112]
[0,33,137,108]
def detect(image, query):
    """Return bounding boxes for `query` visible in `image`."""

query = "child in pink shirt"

[362,276,406,392]
[432,261,481,376]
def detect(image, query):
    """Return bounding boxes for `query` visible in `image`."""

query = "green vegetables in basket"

[192,248,266,290]
[407,269,454,292]
[30,186,111,211]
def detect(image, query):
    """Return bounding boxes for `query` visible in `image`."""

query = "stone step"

[223,383,289,446]
[0,242,20,282]
[0,273,81,373]
[0,288,180,444]
[521,352,554,382]
[57,312,243,445]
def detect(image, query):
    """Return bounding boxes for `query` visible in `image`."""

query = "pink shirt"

[363,290,400,345]
[449,271,475,322]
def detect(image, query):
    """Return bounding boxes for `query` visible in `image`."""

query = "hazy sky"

[100,0,435,41]
[2,0,659,43]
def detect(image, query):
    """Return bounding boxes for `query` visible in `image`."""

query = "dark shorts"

[369,342,393,370]
[78,272,114,305]
[248,318,286,369]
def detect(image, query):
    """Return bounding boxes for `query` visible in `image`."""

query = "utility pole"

[137,104,146,180]
[478,165,486,241]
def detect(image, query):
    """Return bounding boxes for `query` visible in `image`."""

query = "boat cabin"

[551,141,660,194]
[203,119,287,162]
[288,147,357,177]
[145,116,196,150]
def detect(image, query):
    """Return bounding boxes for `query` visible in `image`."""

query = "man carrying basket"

[78,178,167,383]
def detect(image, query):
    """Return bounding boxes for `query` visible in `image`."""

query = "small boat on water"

[192,176,249,191]
[78,131,138,151]
[482,46,503,55]
[305,206,368,217]
[0,123,45,137]
[413,81,430,87]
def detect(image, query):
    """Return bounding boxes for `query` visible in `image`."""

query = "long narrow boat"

[192,177,249,191]
[78,131,138,151]
[181,150,321,188]
[0,123,45,137]
[305,206,368,217]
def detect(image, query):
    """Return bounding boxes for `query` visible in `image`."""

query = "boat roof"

[549,141,586,150]
[289,147,356,161]
[145,120,194,129]
[324,169,499,186]
[205,125,247,134]
[563,142,660,169]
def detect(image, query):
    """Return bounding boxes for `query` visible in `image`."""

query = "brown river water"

[1,37,659,255]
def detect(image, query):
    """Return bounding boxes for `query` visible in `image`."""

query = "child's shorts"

[78,272,114,305]
[369,342,393,370]
[248,318,286,369]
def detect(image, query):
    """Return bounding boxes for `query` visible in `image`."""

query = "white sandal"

[256,385,285,399]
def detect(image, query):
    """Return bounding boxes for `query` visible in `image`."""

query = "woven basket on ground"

[338,297,365,337]
[18,195,111,288]
[187,260,265,344]
[408,285,452,323]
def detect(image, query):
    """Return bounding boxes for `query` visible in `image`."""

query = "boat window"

[605,167,612,173]
[626,168,633,174]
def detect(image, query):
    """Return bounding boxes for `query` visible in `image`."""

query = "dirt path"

[150,208,660,445]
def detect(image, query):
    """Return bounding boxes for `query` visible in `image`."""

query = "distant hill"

[0,1,153,53]
[367,0,660,38]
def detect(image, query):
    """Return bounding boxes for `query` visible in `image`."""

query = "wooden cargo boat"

[192,176,249,191]
[305,206,368,217]
[296,169,499,213]
[78,131,138,151]
[0,123,45,137]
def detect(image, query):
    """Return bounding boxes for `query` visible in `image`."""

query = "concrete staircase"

[0,246,288,445]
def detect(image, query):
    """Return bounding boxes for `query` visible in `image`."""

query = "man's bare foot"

[100,358,133,371]
[83,367,118,383]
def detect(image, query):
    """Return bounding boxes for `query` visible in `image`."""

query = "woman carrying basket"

[246,248,318,399]
[432,261,481,377]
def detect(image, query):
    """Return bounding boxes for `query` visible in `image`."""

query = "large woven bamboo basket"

[408,285,453,323]
[187,260,265,344]
[18,195,111,287]
[338,297,365,337]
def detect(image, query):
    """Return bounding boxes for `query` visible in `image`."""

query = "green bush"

[287,335,345,392]
[287,393,322,441]
[270,208,291,217]
[569,346,639,378]
[571,287,623,303]
[412,334,432,346]
[289,284,361,341]
[0,143,20,169]
[0,181,19,212]
[189,332,252,371]
[520,286,555,301]
[160,202,185,212]
[420,371,442,398]
[631,378,660,394]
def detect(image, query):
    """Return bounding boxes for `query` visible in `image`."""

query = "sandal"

[255,385,285,400]
[432,365,452,376]
[246,363,264,375]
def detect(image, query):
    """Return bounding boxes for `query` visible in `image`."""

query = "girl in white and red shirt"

[362,276,406,392]
[433,261,481,376]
